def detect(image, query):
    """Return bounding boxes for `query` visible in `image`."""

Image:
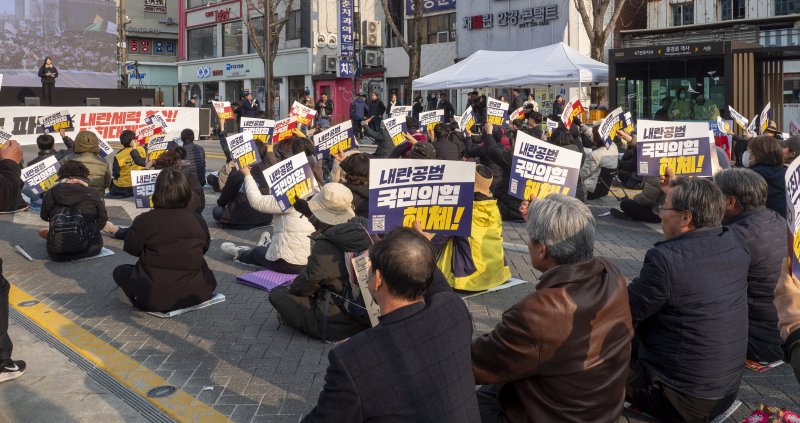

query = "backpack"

[48,206,90,255]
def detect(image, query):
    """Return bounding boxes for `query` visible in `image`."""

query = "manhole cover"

[147,385,177,398]
[18,301,39,307]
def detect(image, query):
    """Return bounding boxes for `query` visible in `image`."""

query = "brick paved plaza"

[0,189,798,422]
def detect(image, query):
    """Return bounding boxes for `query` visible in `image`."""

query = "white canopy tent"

[412,42,608,91]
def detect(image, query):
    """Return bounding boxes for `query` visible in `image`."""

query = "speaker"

[24,97,40,106]
[85,97,101,106]
[140,98,155,106]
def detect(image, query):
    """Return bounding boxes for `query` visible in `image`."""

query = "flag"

[106,21,117,35]
[84,15,103,33]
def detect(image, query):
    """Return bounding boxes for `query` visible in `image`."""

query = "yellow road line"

[9,285,229,423]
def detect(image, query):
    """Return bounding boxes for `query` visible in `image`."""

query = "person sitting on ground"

[360,116,395,158]
[748,135,787,218]
[0,140,27,212]
[626,175,749,422]
[715,168,786,363]
[472,193,633,422]
[580,126,618,200]
[269,183,372,342]
[610,175,665,223]
[39,160,107,262]
[219,164,315,273]
[27,128,75,167]
[302,228,480,422]
[108,130,146,198]
[113,167,217,313]
[464,123,505,194]
[429,122,464,161]
[212,138,273,230]
[150,150,205,214]
[783,136,800,166]
[71,130,111,198]
[387,117,429,158]
[774,258,800,383]
[331,152,369,218]
[423,165,511,292]
[550,128,587,202]
[178,128,206,187]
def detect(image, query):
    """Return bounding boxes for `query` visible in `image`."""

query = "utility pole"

[118,0,128,88]
[352,0,361,98]
[263,0,272,118]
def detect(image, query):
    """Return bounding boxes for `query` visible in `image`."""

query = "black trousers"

[620,198,662,223]
[42,83,54,105]
[236,246,305,274]
[0,259,12,361]
[351,119,363,139]
[107,182,133,198]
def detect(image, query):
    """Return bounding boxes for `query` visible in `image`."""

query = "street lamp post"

[118,0,128,88]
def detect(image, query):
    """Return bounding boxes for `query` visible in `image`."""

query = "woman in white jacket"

[220,166,314,274]
[580,126,618,199]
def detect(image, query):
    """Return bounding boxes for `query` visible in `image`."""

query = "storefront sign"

[339,0,356,78]
[129,39,176,56]
[464,5,558,30]
[144,0,166,13]
[613,42,725,60]
[405,0,457,16]
[225,63,246,77]
[186,0,242,28]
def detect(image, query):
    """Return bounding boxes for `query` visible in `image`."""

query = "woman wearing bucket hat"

[269,183,375,342]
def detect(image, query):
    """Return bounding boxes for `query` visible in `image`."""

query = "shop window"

[776,0,800,15]
[285,10,302,40]
[672,3,694,26]
[186,0,205,9]
[248,17,264,54]
[188,26,216,60]
[407,12,456,46]
[223,21,243,57]
[720,0,745,20]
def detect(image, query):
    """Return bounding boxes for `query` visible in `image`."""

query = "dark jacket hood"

[50,182,91,207]
[317,216,373,252]
[344,182,368,199]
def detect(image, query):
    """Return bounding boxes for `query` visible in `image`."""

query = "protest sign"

[623,112,635,133]
[509,106,525,122]
[560,97,584,129]
[212,100,234,120]
[0,128,12,147]
[390,105,412,117]
[345,251,381,327]
[760,102,772,133]
[486,96,510,126]
[785,156,800,279]
[508,131,582,200]
[383,116,407,146]
[226,132,261,168]
[368,159,475,236]
[135,122,164,144]
[636,120,715,177]
[90,127,115,158]
[546,118,559,134]
[746,115,758,137]
[146,135,172,161]
[144,111,169,132]
[263,152,318,211]
[240,117,275,144]
[21,155,60,195]
[38,110,73,133]
[715,116,733,135]
[791,120,800,137]
[458,106,476,133]
[272,116,298,144]
[597,107,626,147]
[289,101,317,127]
[419,110,445,132]
[728,106,749,130]
[132,169,161,208]
[314,120,357,160]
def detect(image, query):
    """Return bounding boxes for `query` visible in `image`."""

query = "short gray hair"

[713,168,767,212]
[668,177,725,228]
[525,194,595,265]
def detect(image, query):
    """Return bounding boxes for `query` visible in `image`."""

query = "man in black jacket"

[715,168,786,362]
[366,93,386,133]
[437,93,455,123]
[302,228,479,422]
[241,92,258,118]
[627,176,749,422]
[315,93,334,123]
[179,129,206,187]
[0,140,27,212]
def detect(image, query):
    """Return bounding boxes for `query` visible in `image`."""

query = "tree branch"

[573,0,596,42]
[602,0,628,41]
[380,0,410,53]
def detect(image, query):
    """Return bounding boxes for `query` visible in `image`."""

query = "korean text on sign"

[486,97,510,126]
[636,120,713,177]
[132,169,162,208]
[212,101,234,120]
[458,106,476,134]
[227,132,262,168]
[368,159,476,236]
[21,155,60,195]
[560,97,583,130]
[597,107,626,147]
[38,110,73,133]
[273,116,297,144]
[390,106,412,118]
[314,120,357,159]
[263,152,318,212]
[419,110,445,132]
[786,156,800,279]
[508,131,581,201]
[90,127,115,158]
[289,101,317,127]
[240,117,275,144]
[383,116,407,146]
[0,129,12,147]
[146,135,172,161]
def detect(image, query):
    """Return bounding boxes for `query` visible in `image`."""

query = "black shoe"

[0,359,26,383]
[610,208,630,220]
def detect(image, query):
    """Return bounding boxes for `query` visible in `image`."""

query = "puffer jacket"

[181,142,206,187]
[343,182,368,218]
[72,153,110,198]
[580,143,618,193]
[750,164,787,218]
[433,137,464,161]
[632,176,665,216]
[728,207,787,362]
[41,180,107,261]
[472,257,633,422]
[216,161,273,227]
[243,174,314,265]
[628,227,749,399]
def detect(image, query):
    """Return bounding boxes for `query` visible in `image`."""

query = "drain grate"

[10,307,176,423]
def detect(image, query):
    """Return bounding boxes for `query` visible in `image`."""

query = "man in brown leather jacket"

[472,193,633,423]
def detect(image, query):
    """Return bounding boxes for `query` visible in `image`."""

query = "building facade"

[123,0,179,105]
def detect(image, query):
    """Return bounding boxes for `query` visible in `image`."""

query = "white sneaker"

[221,242,250,259]
[257,230,272,247]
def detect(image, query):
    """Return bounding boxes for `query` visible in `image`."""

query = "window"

[285,9,302,40]
[776,0,800,15]
[720,0,745,20]
[248,17,264,54]
[223,21,243,56]
[186,0,205,9]
[672,3,694,26]
[406,12,456,46]
[187,26,216,60]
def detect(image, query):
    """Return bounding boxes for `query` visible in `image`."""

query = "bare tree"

[380,0,423,102]
[574,0,627,103]
[243,0,294,118]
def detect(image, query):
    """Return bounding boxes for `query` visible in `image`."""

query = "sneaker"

[221,242,250,259]
[256,228,273,247]
[38,228,49,239]
[610,208,630,220]
[0,359,26,383]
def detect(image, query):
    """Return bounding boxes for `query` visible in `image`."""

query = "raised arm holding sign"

[212,101,234,120]
[636,120,717,177]
[263,153,318,211]
[508,131,582,200]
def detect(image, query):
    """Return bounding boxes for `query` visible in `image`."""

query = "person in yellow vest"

[668,87,694,121]
[418,165,512,292]
[108,130,146,198]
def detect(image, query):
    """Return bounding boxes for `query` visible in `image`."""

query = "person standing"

[412,96,424,121]
[367,93,386,133]
[386,93,398,116]
[437,93,455,123]
[509,88,524,111]
[349,94,370,139]
[241,92,258,118]
[184,95,198,107]
[315,93,334,123]
[38,57,58,106]
[552,95,566,116]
